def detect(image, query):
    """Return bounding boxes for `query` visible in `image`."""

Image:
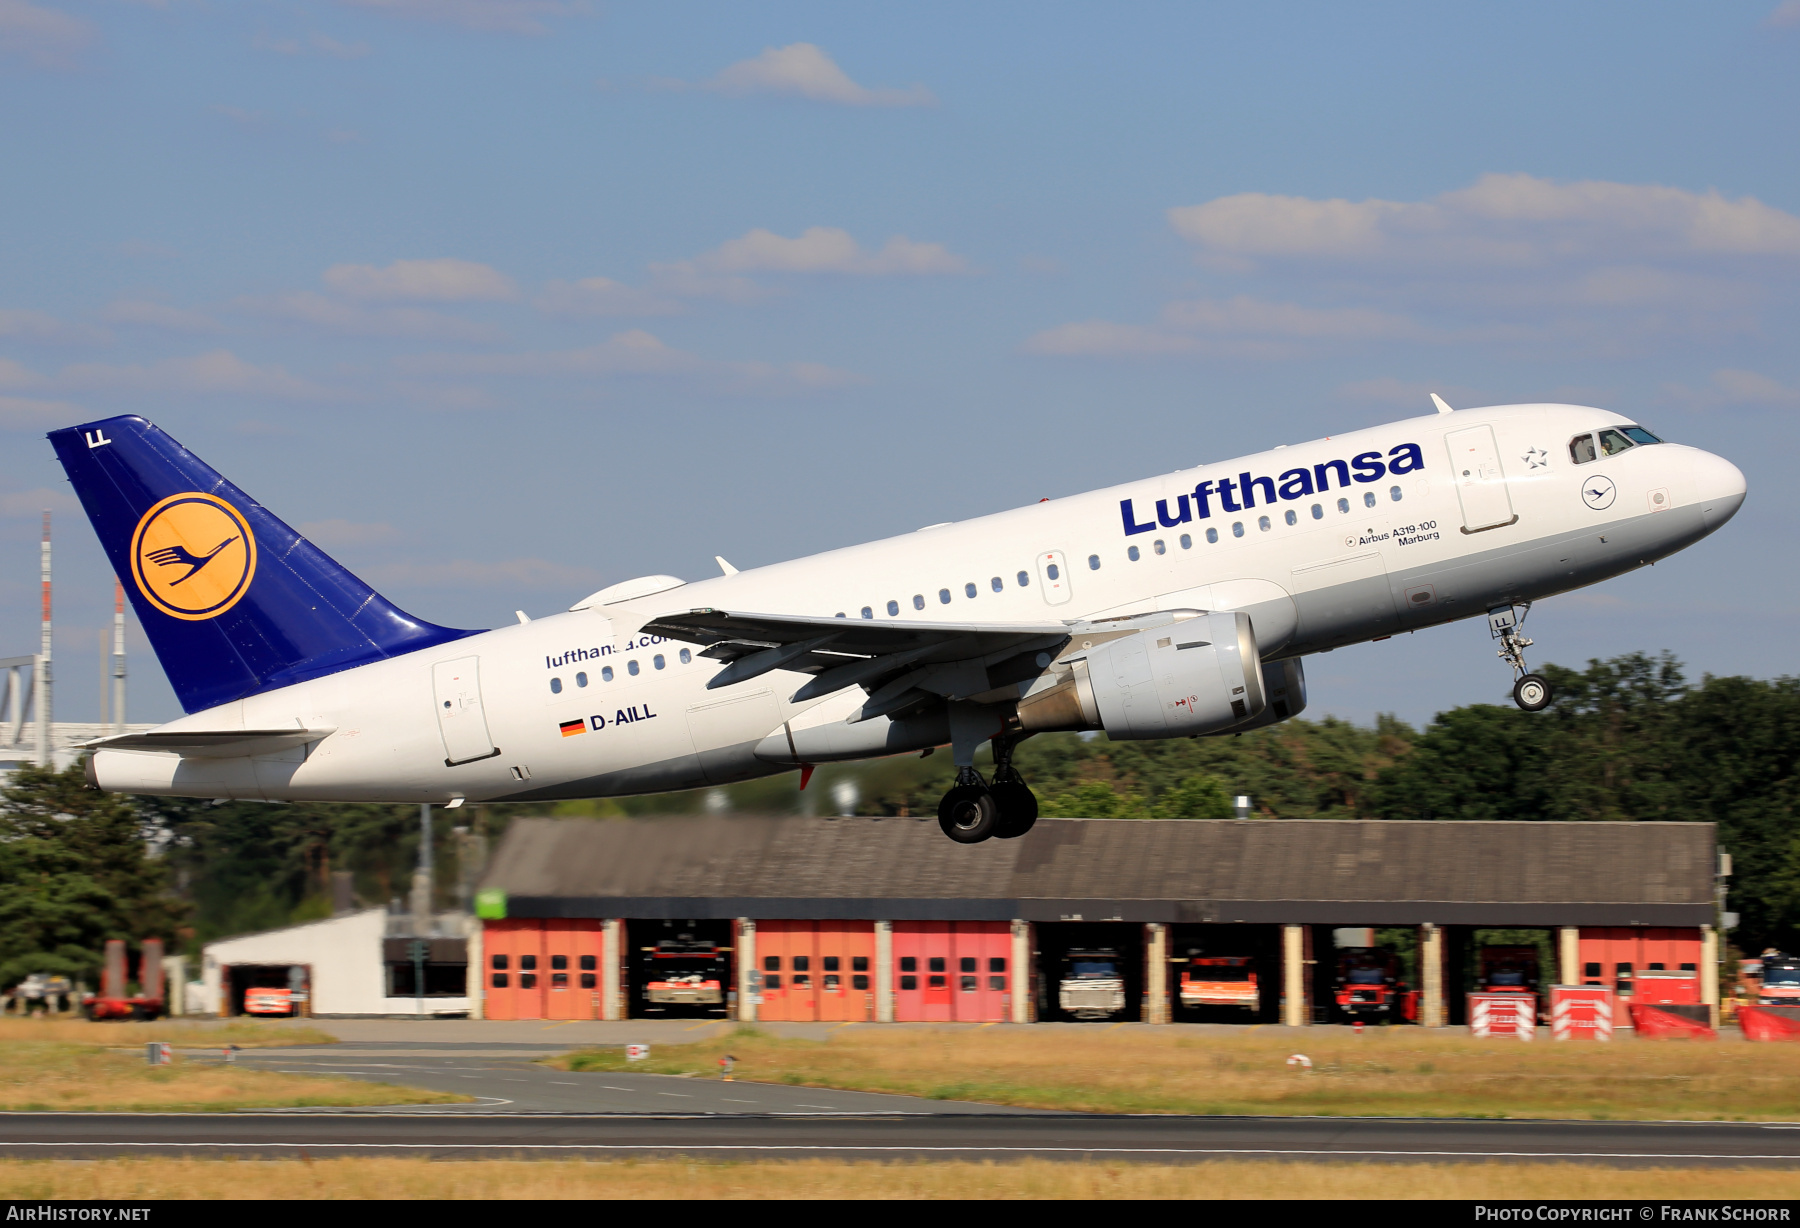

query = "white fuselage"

[91,404,1746,804]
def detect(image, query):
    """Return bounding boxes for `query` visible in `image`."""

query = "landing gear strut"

[1490,602,1553,712]
[936,736,1038,843]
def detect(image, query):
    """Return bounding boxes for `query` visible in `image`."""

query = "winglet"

[1431,393,1454,415]
[715,555,739,576]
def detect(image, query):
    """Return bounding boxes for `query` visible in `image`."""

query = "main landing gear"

[1490,602,1553,713]
[938,736,1038,844]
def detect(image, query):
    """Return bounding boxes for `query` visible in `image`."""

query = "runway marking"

[657,1093,691,1098]
[551,1082,579,1086]
[721,1099,757,1104]
[5,1143,1798,1161]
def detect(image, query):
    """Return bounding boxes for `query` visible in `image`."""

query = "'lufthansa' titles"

[1120,443,1425,536]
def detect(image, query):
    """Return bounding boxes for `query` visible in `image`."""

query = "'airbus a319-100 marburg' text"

[52,399,1745,842]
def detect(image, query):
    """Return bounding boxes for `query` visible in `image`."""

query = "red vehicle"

[81,938,166,1022]
[1335,947,1409,1023]
[1757,953,1800,1007]
[1178,956,1259,1012]
[1478,945,1541,997]
[244,987,296,1016]
[639,932,728,1014]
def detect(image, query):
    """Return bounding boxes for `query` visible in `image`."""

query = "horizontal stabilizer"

[81,728,334,759]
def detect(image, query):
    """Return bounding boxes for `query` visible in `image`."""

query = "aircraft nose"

[1691,449,1747,531]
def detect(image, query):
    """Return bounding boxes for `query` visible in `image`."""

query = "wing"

[639,608,1071,722]
[82,728,335,758]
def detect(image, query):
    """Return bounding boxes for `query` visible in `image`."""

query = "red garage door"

[893,922,1011,1022]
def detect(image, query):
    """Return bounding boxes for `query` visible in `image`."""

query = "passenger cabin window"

[1312,503,1323,519]
[1127,545,1140,561]
[1206,527,1218,544]
[1087,555,1100,570]
[549,677,562,694]
[627,660,639,676]
[679,649,691,664]
[913,594,925,610]
[1179,534,1192,549]
[653,654,665,670]
[965,582,977,598]
[939,588,951,604]
[602,665,614,682]
[888,600,900,615]
[1363,491,1377,508]
[861,606,872,619]
[1258,515,1270,532]
[1337,497,1350,514]
[1046,563,1060,579]
[1016,571,1029,587]
[990,576,1003,592]
[1153,539,1166,555]
[1569,434,1598,464]
[1390,486,1403,502]
[575,671,587,687]
[1284,510,1296,526]
[1599,428,1634,457]
[1231,521,1244,538]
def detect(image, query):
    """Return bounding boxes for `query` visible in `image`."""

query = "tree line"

[2,650,1795,985]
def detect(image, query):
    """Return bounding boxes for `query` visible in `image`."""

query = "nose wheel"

[1490,603,1554,712]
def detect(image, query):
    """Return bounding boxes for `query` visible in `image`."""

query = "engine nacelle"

[1219,657,1307,735]
[1019,610,1263,740]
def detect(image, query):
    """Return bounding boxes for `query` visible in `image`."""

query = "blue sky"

[2,0,1797,727]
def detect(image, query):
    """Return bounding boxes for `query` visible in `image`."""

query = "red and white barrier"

[1550,986,1614,1041]
[1739,1007,1800,1042]
[1469,993,1536,1039]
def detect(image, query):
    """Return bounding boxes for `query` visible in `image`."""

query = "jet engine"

[1017,609,1265,740]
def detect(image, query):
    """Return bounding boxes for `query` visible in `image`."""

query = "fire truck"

[638,931,729,1015]
[1477,945,1542,996]
[1177,955,1259,1013]
[1334,946,1408,1023]
[1058,947,1127,1021]
[1757,951,1800,1007]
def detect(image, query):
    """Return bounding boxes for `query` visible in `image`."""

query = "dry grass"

[0,1016,337,1048]
[0,1157,1787,1200]
[562,1025,1800,1121]
[0,1018,462,1111]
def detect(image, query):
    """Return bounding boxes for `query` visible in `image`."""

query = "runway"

[6,1112,1800,1166]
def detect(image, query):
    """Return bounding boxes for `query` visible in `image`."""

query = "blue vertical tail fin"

[49,415,476,713]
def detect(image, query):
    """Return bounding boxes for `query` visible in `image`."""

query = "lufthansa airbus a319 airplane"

[51,399,1744,843]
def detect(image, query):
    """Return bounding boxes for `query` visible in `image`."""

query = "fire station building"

[471,816,1720,1027]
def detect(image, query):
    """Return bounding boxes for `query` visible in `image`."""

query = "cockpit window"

[1569,434,1597,465]
[1600,428,1638,457]
[1622,426,1663,446]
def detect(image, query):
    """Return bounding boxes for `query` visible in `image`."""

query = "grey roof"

[480,815,1716,927]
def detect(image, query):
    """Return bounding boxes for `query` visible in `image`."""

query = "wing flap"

[82,729,334,759]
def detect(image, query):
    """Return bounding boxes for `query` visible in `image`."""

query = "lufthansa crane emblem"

[130,492,258,621]
[1581,475,1617,511]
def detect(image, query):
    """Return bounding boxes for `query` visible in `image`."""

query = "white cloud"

[323,258,518,302]
[237,291,502,342]
[299,519,401,547]
[1709,368,1800,407]
[1168,173,1800,267]
[0,0,95,69]
[0,308,108,346]
[394,329,863,395]
[335,0,584,35]
[702,43,933,108]
[1767,0,1800,27]
[0,357,44,388]
[1024,297,1425,359]
[254,31,372,58]
[0,486,79,516]
[535,277,683,317]
[0,395,84,430]
[99,300,222,334]
[366,557,603,590]
[59,350,333,401]
[695,227,967,276]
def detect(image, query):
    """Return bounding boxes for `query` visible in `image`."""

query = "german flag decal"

[558,719,585,738]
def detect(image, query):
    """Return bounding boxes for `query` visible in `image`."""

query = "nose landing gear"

[1490,603,1553,712]
[935,733,1039,843]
